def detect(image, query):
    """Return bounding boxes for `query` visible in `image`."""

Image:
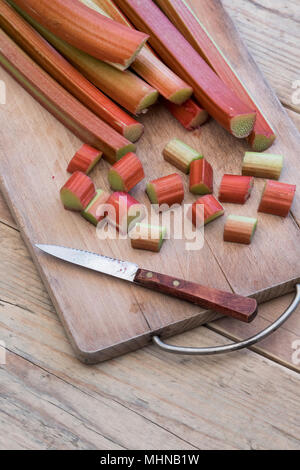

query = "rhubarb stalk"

[108,152,144,192]
[114,0,256,138]
[82,189,110,225]
[189,159,213,195]
[242,152,283,180]
[67,144,103,174]
[165,99,208,130]
[0,29,135,162]
[60,172,96,211]
[190,195,224,227]
[219,175,254,204]
[224,215,258,245]
[106,192,144,232]
[163,139,203,174]
[155,0,276,151]
[146,174,184,207]
[9,2,158,115]
[11,0,149,68]
[258,181,296,217]
[90,0,193,104]
[130,223,167,252]
[0,1,143,142]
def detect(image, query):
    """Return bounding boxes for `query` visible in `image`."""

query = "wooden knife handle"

[134,269,257,323]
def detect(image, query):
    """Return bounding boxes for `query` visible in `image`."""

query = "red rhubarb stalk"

[60,172,96,211]
[9,2,158,116]
[0,29,136,162]
[165,99,208,130]
[258,181,296,217]
[224,215,258,245]
[189,159,213,195]
[67,144,103,174]
[146,174,184,207]
[190,195,224,227]
[11,0,149,68]
[114,0,256,138]
[155,0,275,151]
[82,189,110,225]
[106,192,144,232]
[108,153,144,192]
[91,0,193,104]
[0,1,143,142]
[219,175,254,204]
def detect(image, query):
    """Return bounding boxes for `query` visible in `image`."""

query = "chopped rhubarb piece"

[108,152,144,191]
[219,175,254,204]
[81,189,110,225]
[163,139,203,174]
[258,181,296,217]
[165,99,208,130]
[81,0,193,104]
[12,0,149,69]
[189,159,213,195]
[190,195,224,227]
[146,174,184,207]
[106,191,144,232]
[242,152,283,180]
[224,215,258,245]
[130,223,167,252]
[60,171,96,211]
[114,0,256,139]
[155,0,276,151]
[67,144,103,174]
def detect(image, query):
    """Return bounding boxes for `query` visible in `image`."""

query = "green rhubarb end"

[230,112,256,139]
[124,123,144,143]
[190,183,212,195]
[108,169,125,191]
[116,143,136,161]
[60,189,83,211]
[250,133,276,152]
[136,89,159,114]
[168,87,193,105]
[146,183,158,204]
[82,189,106,225]
[243,152,283,180]
[205,210,224,225]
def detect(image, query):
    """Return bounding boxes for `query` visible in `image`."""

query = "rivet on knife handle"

[134,269,258,323]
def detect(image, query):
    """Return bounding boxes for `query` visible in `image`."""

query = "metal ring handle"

[153,284,300,356]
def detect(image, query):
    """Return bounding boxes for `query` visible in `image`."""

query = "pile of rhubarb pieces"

[0,0,296,253]
[60,139,296,252]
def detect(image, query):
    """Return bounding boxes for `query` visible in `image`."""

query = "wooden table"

[0,0,299,450]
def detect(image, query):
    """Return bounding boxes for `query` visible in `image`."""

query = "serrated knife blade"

[35,244,139,282]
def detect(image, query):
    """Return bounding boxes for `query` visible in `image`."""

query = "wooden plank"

[0,350,194,450]
[223,0,300,112]
[0,0,299,362]
[0,301,299,449]
[0,220,299,372]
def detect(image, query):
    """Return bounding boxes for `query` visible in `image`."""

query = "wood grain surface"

[0,0,299,450]
[0,0,299,362]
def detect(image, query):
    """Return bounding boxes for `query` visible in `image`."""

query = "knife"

[36,244,257,323]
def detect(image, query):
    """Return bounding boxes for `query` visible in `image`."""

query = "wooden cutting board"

[0,0,299,363]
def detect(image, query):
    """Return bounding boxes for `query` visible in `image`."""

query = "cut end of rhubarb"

[250,133,277,152]
[230,112,256,139]
[60,171,96,211]
[82,189,109,225]
[108,169,125,191]
[136,89,159,114]
[115,142,136,161]
[146,183,159,204]
[168,86,193,105]
[123,122,144,143]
